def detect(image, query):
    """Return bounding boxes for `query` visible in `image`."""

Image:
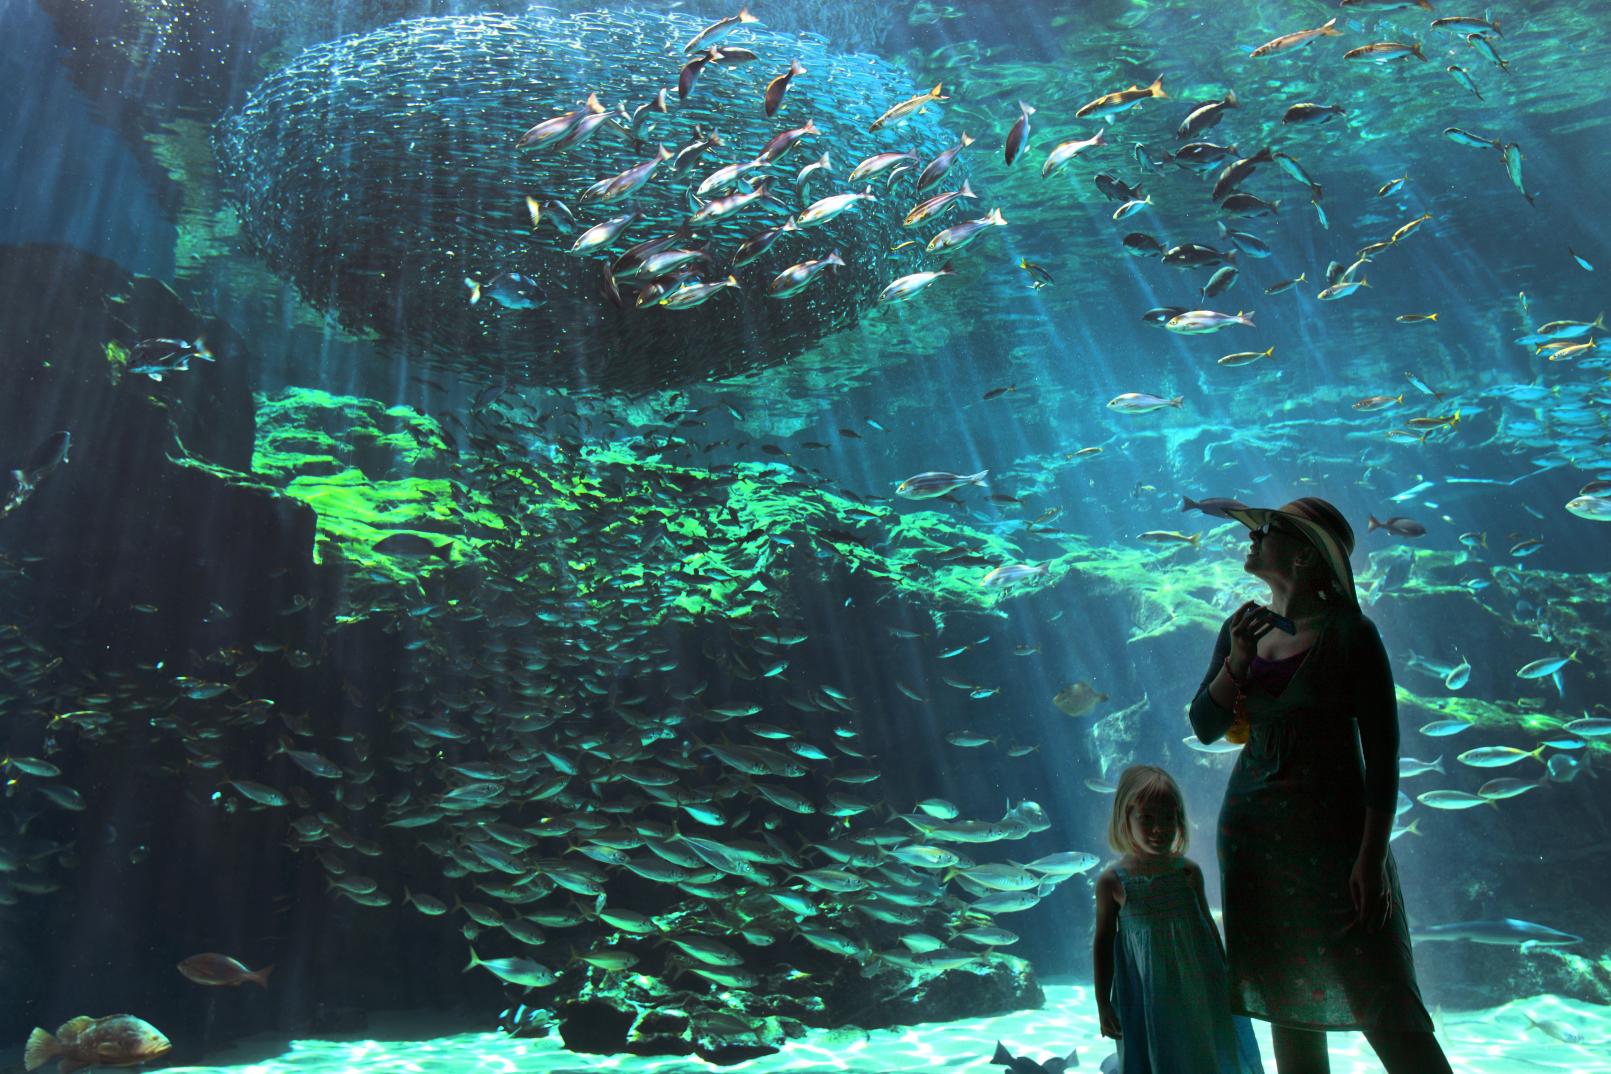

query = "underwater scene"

[2,0,1610,1071]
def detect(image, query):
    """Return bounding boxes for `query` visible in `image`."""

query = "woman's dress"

[1188,609,1436,1032]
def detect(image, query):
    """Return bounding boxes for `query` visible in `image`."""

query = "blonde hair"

[1106,764,1189,856]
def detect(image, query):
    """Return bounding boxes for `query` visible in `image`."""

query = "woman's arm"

[1352,616,1401,859]
[1185,860,1226,958]
[1189,620,1238,743]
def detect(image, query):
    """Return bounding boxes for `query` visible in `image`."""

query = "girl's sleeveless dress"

[1111,857,1263,1074]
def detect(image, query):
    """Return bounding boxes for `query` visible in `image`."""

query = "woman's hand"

[1350,852,1393,931]
[1227,600,1277,675]
[1098,999,1123,1040]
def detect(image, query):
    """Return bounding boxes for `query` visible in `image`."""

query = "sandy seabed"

[159,984,1611,1074]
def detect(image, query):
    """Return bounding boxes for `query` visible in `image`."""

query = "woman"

[1188,497,1454,1074]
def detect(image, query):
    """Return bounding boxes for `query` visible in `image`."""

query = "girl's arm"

[1351,617,1401,860]
[1093,870,1121,1024]
[1189,619,1236,743]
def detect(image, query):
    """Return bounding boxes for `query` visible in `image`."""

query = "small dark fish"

[1211,147,1273,203]
[373,534,452,559]
[1202,265,1239,299]
[1093,173,1143,203]
[1263,272,1305,295]
[1368,514,1427,538]
[1172,141,1238,174]
[1281,102,1346,125]
[1004,102,1035,166]
[1162,243,1234,269]
[1122,232,1165,258]
[128,337,214,381]
[1218,192,1278,217]
[983,385,1018,400]
[1019,259,1053,288]
[1181,495,1249,519]
[917,133,975,192]
[1568,247,1594,272]
[763,59,805,116]
[1142,306,1187,327]
[1176,91,1236,139]
[178,953,274,988]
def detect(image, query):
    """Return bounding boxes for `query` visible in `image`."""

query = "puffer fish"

[767,251,844,298]
[981,563,1049,588]
[25,1016,171,1073]
[870,82,947,131]
[1174,90,1233,139]
[763,59,805,116]
[1250,18,1340,57]
[878,263,953,304]
[1041,129,1106,178]
[896,470,988,499]
[1053,682,1107,717]
[916,133,974,191]
[465,272,543,309]
[1004,101,1035,166]
[1075,75,1166,120]
[1165,309,1254,334]
[1107,392,1183,413]
[927,208,1007,253]
[797,188,876,227]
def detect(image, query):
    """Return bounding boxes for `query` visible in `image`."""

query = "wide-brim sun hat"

[1224,496,1359,610]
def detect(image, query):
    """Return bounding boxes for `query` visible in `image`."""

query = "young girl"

[1092,764,1262,1074]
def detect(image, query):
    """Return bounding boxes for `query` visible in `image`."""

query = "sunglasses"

[1252,517,1306,541]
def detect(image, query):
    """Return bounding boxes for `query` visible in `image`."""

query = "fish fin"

[464,946,481,972]
[993,1041,1014,1066]
[248,964,275,988]
[1148,75,1166,98]
[24,1029,59,1072]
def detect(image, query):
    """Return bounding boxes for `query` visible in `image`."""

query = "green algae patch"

[250,388,499,584]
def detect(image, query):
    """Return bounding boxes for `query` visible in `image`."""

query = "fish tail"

[738,7,759,22]
[929,82,944,98]
[1322,17,1339,34]
[1264,346,1276,358]
[992,1041,1014,1066]
[967,470,989,486]
[1368,514,1383,531]
[1224,89,1238,107]
[24,1028,59,1072]
[248,964,275,988]
[1412,43,1427,61]
[464,946,481,973]
[1181,496,1198,512]
[1148,75,1167,98]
